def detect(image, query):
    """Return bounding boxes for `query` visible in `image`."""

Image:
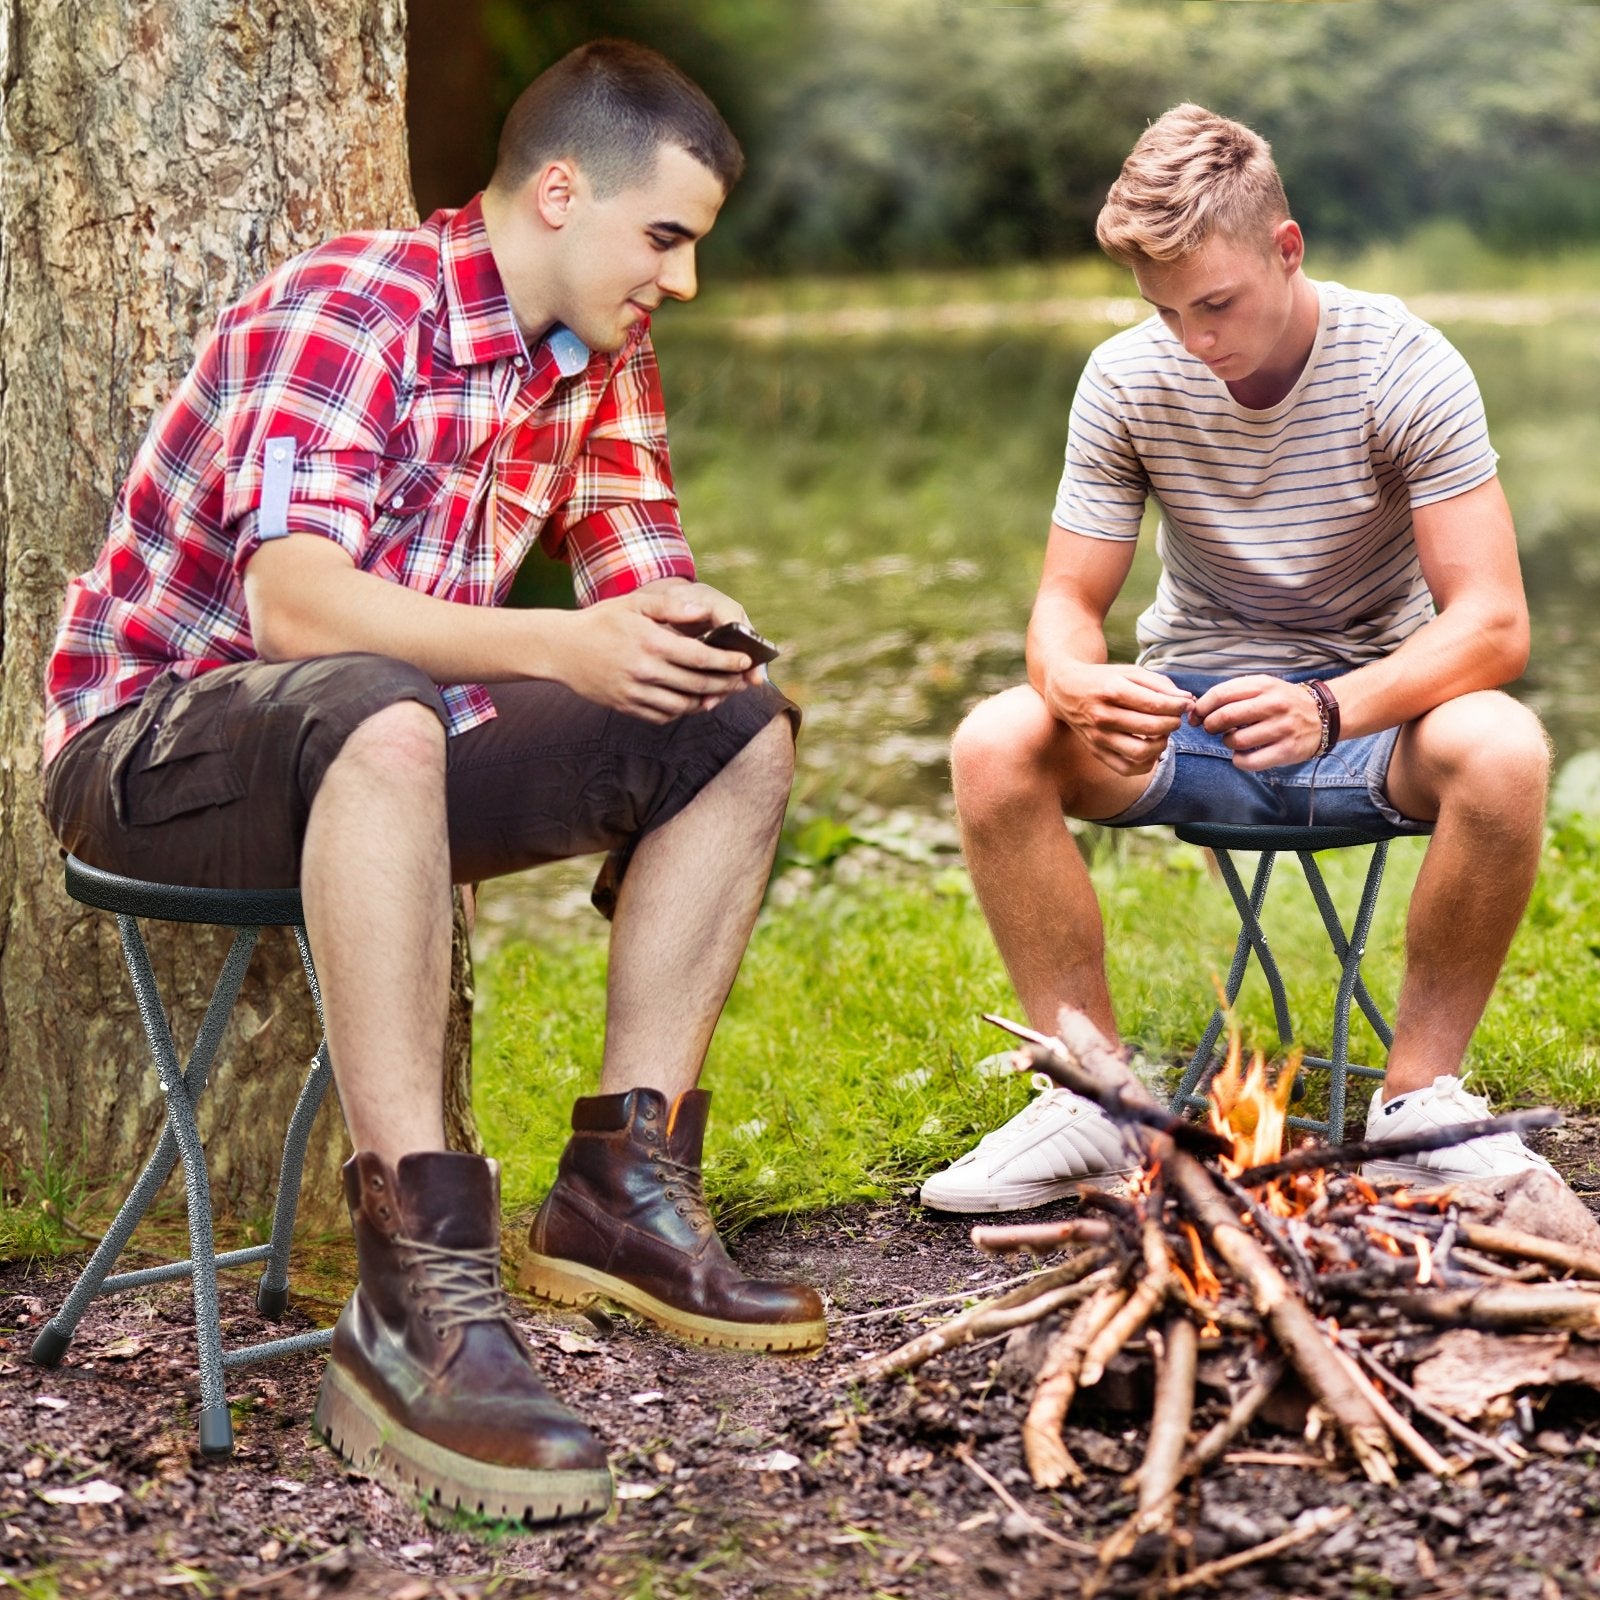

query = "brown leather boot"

[521,1089,827,1354]
[315,1150,611,1524]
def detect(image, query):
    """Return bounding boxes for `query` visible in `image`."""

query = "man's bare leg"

[599,713,794,1099]
[950,685,1149,1040]
[1381,691,1550,1097]
[299,701,453,1164]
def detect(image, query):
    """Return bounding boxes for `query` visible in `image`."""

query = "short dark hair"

[490,39,743,199]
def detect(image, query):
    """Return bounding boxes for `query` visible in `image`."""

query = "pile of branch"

[852,1009,1597,1588]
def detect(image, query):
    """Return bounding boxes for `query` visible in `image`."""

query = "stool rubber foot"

[30,1323,72,1368]
[198,1404,234,1458]
[256,1278,289,1320]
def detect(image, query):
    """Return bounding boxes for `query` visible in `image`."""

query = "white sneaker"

[1361,1075,1560,1187]
[918,1073,1139,1213]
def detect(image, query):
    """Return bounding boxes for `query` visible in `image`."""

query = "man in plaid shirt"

[43,41,822,1523]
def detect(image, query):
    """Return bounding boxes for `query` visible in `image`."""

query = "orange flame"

[1179,1221,1223,1301]
[1207,1039,1300,1175]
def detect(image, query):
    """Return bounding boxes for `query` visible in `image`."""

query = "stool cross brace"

[30,911,335,1457]
[1168,838,1394,1142]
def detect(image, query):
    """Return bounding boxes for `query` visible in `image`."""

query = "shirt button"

[271,447,287,463]
[391,493,405,509]
[512,356,527,372]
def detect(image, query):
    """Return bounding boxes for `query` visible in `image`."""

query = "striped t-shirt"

[1052,279,1498,673]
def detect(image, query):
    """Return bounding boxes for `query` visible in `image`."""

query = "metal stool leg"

[1171,851,1289,1114]
[256,927,332,1318]
[1297,843,1392,1141]
[30,922,259,1381]
[120,916,259,1456]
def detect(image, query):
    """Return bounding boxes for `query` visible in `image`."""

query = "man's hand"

[1046,662,1195,776]
[1194,675,1325,770]
[559,585,761,724]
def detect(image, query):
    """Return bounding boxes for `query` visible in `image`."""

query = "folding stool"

[29,855,336,1457]
[1165,823,1408,1142]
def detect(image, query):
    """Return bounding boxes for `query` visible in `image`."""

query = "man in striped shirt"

[43,42,823,1520]
[921,104,1559,1213]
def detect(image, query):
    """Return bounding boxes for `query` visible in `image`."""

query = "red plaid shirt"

[43,195,696,765]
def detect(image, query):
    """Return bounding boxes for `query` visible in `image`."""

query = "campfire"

[853,1009,1600,1590]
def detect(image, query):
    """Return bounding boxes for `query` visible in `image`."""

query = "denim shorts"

[1096,669,1433,836]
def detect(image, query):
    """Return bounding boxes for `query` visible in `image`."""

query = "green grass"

[474,817,1600,1227]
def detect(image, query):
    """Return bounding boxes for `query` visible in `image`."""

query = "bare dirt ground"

[5,1116,1600,1600]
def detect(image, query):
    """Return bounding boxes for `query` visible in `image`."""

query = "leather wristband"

[1305,679,1341,756]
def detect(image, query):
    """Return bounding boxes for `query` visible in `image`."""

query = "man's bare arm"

[1195,478,1528,768]
[1027,523,1193,776]
[243,534,758,725]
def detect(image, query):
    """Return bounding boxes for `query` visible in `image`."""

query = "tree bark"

[0,0,477,1225]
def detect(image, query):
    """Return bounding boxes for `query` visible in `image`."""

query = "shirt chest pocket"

[491,459,577,530]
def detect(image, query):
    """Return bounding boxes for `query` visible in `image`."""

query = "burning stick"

[1079,1218,1173,1388]
[1139,1313,1199,1518]
[1457,1222,1600,1283]
[1024,1277,1131,1489]
[853,1254,1115,1382]
[1176,1355,1285,1479]
[1049,1009,1401,1485]
[1234,1109,1561,1188]
[971,1217,1114,1255]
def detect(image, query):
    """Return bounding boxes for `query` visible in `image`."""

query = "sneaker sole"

[918,1170,1138,1215]
[520,1253,827,1355]
[314,1360,612,1525]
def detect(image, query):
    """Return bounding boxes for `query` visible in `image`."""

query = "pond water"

[649,289,1600,821]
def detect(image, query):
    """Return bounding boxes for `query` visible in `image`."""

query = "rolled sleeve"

[564,501,696,604]
[219,292,407,576]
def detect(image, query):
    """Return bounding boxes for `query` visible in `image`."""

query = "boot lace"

[650,1150,714,1235]
[398,1235,517,1335]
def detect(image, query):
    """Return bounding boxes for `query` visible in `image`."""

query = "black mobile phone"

[699,620,780,666]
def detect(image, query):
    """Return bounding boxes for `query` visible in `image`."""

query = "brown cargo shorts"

[43,654,798,908]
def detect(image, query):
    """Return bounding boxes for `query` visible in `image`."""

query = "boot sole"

[520,1253,827,1355]
[315,1360,613,1525]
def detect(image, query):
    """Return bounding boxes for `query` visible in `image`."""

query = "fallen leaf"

[741,1449,801,1473]
[39,1480,123,1506]
[614,1482,662,1501]
[556,1330,600,1355]
[100,1338,145,1360]
[34,1396,69,1411]
[21,1458,45,1480]
[629,1390,665,1406]
[255,1539,282,1563]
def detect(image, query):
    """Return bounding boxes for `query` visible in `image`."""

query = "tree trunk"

[0,0,477,1229]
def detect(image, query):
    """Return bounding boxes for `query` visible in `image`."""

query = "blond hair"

[1096,104,1288,266]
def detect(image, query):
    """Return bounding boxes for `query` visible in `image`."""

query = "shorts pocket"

[116,679,247,826]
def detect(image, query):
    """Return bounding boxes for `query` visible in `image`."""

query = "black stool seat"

[1175,823,1394,854]
[65,855,304,928]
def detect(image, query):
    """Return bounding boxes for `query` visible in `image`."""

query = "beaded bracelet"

[1305,679,1341,756]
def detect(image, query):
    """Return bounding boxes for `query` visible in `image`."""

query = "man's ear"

[532,160,580,230]
[1273,218,1305,273]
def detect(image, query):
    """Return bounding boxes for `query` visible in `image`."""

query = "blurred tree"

[404,1,1600,269]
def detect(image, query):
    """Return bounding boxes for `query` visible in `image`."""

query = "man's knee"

[1405,691,1551,815]
[951,686,1061,816]
[334,696,447,784]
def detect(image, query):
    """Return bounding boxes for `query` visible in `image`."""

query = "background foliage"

[418,0,1600,272]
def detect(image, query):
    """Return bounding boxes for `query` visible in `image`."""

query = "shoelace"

[398,1235,517,1334]
[649,1145,714,1234]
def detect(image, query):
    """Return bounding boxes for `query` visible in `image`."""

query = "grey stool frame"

[29,856,335,1457]
[1167,824,1402,1142]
